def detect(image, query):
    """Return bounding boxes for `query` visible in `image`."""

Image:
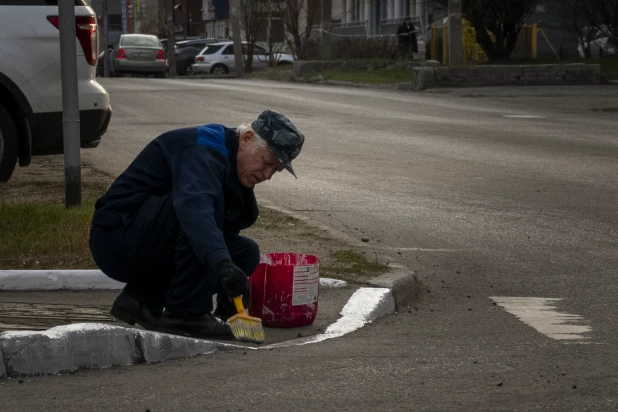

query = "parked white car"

[192,41,294,74]
[0,0,111,182]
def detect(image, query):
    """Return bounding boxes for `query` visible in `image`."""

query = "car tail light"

[117,49,126,59]
[47,15,98,66]
[197,56,205,62]
[156,49,165,60]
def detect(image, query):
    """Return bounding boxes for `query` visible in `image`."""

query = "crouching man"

[89,110,304,340]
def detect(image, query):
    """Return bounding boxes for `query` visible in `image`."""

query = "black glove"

[215,260,249,299]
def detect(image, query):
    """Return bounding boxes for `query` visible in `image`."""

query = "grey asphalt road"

[4,79,617,411]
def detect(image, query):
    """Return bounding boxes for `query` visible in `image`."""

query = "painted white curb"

[0,270,124,290]
[0,270,347,290]
[262,287,394,348]
[0,287,394,377]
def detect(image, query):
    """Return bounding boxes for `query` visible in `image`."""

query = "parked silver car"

[192,41,294,74]
[110,34,167,77]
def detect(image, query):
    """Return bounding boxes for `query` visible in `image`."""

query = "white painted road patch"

[503,115,545,119]
[490,297,592,341]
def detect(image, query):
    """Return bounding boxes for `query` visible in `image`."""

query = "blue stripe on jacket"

[197,124,229,157]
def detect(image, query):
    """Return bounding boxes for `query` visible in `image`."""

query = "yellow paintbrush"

[228,296,265,344]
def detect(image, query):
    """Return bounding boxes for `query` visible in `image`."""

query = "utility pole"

[58,1,82,207]
[229,0,244,78]
[167,0,177,77]
[448,0,463,65]
[102,0,110,77]
[321,0,332,60]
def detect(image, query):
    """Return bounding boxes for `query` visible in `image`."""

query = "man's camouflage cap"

[251,109,304,178]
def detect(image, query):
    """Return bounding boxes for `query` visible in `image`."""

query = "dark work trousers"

[89,193,260,315]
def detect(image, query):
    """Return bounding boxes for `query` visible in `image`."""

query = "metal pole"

[167,0,177,77]
[58,0,82,207]
[229,0,244,78]
[321,0,332,60]
[448,0,463,66]
[185,0,190,37]
[103,0,110,77]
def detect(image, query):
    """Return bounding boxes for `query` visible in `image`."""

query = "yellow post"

[531,23,538,59]
[443,24,448,64]
[431,26,438,61]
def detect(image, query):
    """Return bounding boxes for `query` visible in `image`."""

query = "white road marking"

[503,115,545,119]
[489,297,592,341]
[262,287,395,349]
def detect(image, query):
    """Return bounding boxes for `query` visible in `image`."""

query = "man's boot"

[158,312,235,340]
[110,291,162,331]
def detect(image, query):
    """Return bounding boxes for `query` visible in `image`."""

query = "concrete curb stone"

[0,348,5,379]
[0,324,240,378]
[367,264,421,311]
[0,324,140,377]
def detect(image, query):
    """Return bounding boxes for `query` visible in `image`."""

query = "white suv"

[0,0,112,182]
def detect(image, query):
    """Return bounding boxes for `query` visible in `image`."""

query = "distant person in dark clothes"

[396,17,418,60]
[89,110,304,340]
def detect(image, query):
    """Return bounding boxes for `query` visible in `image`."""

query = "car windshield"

[121,36,160,47]
[201,45,224,55]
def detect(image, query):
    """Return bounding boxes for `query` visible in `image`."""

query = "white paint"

[0,271,349,291]
[0,270,124,290]
[490,297,592,341]
[262,287,395,349]
[320,278,348,288]
[503,115,545,119]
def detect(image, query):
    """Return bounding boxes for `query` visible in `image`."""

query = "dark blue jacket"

[92,124,258,268]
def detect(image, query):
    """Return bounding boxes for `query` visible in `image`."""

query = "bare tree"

[139,0,167,38]
[240,0,269,72]
[276,0,320,60]
[463,0,539,60]
[265,8,285,66]
[594,0,618,44]
[548,0,602,58]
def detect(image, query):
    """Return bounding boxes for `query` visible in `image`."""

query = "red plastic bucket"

[249,253,319,328]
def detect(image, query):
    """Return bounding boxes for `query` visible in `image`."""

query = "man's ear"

[240,131,253,145]
[239,131,254,149]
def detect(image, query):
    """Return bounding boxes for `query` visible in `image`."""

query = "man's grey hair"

[237,123,268,152]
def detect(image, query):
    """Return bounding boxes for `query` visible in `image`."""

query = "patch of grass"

[320,69,412,84]
[252,208,298,230]
[244,64,294,81]
[0,182,107,270]
[321,250,389,283]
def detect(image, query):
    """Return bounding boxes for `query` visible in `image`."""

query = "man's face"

[237,131,285,188]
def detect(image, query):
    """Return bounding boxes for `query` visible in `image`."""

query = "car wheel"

[210,64,229,75]
[185,62,193,75]
[0,102,18,182]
